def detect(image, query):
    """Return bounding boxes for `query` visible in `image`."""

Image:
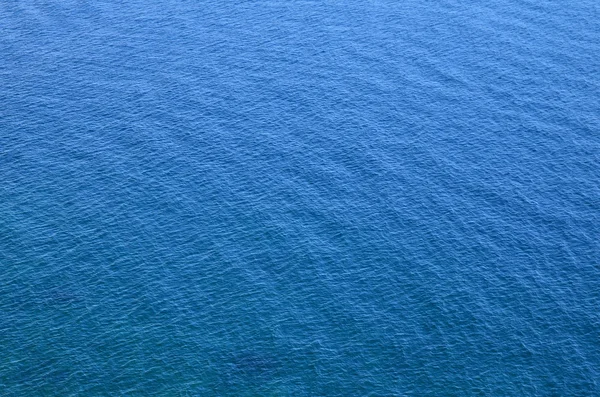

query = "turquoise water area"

[1,0,599,395]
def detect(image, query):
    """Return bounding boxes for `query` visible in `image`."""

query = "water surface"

[1,0,599,395]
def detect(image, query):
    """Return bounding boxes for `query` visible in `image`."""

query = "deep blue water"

[1,0,599,395]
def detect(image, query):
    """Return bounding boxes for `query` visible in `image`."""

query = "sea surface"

[1,0,599,395]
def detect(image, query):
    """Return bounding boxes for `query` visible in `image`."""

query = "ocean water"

[1,0,599,395]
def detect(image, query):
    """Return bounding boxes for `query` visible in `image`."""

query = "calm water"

[1,0,599,395]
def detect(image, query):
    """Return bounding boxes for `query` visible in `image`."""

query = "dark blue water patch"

[1,0,599,395]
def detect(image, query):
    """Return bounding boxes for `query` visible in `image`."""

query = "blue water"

[1,0,599,395]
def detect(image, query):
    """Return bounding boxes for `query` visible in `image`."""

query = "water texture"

[1,0,599,395]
